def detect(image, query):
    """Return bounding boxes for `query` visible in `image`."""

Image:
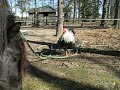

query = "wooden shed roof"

[28,5,56,14]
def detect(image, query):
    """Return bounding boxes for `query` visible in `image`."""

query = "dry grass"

[75,29,120,50]
[21,27,120,90]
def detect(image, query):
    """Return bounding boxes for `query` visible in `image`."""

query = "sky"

[7,0,102,17]
[8,0,57,17]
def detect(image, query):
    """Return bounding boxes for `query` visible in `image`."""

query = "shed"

[28,5,57,26]
[28,5,56,16]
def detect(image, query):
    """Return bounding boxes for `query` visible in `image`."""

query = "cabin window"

[44,13,48,16]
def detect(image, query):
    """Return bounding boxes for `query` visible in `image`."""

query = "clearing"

[22,27,120,90]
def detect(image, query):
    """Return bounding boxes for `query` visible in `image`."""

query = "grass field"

[22,27,120,90]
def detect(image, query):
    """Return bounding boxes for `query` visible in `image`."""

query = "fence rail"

[15,18,120,21]
[15,18,120,27]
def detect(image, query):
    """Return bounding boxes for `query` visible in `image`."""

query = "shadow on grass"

[38,25,57,29]
[79,54,120,80]
[26,40,120,89]
[79,48,120,57]
[29,64,105,90]
[27,40,59,49]
[64,25,110,29]
[27,40,120,57]
[24,33,47,37]
[27,40,53,45]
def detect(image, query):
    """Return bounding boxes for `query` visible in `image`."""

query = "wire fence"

[15,18,120,27]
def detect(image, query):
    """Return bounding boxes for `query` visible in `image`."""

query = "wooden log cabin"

[28,5,57,26]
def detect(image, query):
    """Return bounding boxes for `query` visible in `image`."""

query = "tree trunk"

[56,0,64,37]
[100,0,107,28]
[33,0,39,27]
[118,2,120,29]
[78,0,81,19]
[21,12,24,19]
[15,0,17,16]
[33,12,39,27]
[110,0,115,19]
[112,0,120,29]
[10,0,13,12]
[93,0,99,19]
[107,0,111,19]
[73,0,76,19]
[82,3,85,19]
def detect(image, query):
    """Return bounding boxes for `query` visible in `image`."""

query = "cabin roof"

[28,5,56,14]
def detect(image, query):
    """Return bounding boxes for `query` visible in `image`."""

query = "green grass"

[23,75,62,90]
[23,65,120,90]
[66,67,120,90]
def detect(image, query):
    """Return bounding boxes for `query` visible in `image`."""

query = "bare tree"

[112,0,120,29]
[107,0,111,19]
[77,0,81,19]
[100,0,107,28]
[73,0,77,19]
[16,0,31,18]
[9,0,13,12]
[33,0,39,27]
[56,0,64,37]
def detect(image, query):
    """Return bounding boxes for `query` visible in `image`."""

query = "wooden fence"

[15,18,120,28]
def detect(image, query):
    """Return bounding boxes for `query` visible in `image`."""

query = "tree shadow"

[23,33,47,37]
[79,48,120,57]
[64,24,110,29]
[27,40,53,45]
[64,26,84,28]
[82,26,110,29]
[29,64,106,90]
[27,40,120,57]
[26,40,120,88]
[38,25,57,29]
[27,40,59,49]
[79,54,120,80]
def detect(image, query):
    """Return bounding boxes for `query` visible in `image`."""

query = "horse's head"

[6,22,28,79]
[7,22,21,41]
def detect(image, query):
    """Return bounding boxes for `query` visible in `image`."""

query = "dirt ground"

[21,27,120,90]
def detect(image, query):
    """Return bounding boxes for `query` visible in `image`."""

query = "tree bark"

[56,0,64,37]
[118,2,120,29]
[100,0,107,28]
[73,0,76,19]
[112,0,120,29]
[33,0,39,27]
[107,0,111,19]
[78,1,81,19]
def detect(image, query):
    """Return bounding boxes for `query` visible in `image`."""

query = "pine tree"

[113,0,120,29]
[100,0,107,28]
[56,0,64,37]
[16,0,31,18]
